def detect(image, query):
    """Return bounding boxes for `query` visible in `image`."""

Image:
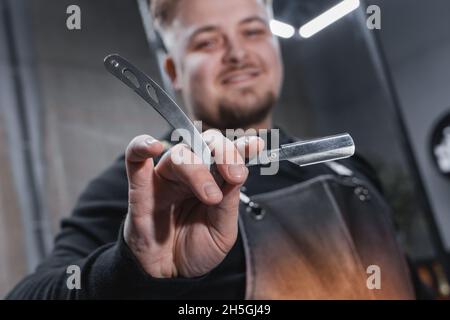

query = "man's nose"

[222,37,248,66]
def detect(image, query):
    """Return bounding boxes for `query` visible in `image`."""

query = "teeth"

[229,74,251,82]
[225,72,257,84]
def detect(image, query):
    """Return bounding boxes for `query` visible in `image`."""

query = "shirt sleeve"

[6,155,211,300]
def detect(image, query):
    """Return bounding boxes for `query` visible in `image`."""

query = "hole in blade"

[146,84,159,104]
[122,69,140,88]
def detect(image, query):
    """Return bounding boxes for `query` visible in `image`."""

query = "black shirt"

[6,130,395,299]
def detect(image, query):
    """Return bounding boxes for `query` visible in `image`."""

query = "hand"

[123,130,264,278]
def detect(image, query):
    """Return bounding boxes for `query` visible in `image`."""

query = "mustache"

[218,63,261,78]
[218,63,262,83]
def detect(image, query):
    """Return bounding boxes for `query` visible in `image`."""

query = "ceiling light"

[270,19,295,39]
[299,0,361,39]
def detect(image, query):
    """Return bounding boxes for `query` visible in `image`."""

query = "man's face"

[164,0,284,130]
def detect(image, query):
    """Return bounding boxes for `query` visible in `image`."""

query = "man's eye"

[195,39,219,50]
[244,29,266,37]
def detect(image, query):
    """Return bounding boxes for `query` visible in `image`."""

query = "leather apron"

[238,168,415,299]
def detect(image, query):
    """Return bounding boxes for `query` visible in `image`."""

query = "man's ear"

[164,56,181,90]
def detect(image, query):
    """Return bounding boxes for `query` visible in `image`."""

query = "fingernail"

[204,135,214,144]
[145,138,156,146]
[229,164,244,179]
[204,182,222,199]
[248,136,259,144]
[241,136,258,146]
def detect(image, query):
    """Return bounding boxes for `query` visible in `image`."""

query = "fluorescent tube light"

[270,19,295,39]
[299,0,360,38]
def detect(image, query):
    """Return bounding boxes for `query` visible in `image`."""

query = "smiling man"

[8,0,419,299]
[158,0,283,130]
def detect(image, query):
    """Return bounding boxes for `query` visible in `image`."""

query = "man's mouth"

[221,69,261,86]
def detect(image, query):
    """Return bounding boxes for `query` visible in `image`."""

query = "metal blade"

[104,54,212,168]
[247,133,355,167]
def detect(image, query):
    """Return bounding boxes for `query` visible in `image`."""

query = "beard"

[193,88,276,130]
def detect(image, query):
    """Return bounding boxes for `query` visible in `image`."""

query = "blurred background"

[1,0,450,298]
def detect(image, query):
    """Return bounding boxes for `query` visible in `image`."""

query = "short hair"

[149,0,273,31]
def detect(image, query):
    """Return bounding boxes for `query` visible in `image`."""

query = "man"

[8,0,418,299]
